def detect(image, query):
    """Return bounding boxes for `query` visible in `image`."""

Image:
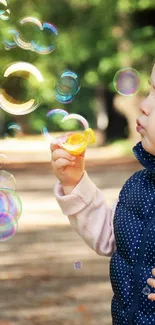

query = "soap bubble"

[4,123,22,141]
[0,188,22,221]
[142,286,151,296]
[0,211,18,241]
[113,67,140,96]
[74,261,82,269]
[56,71,80,96]
[55,71,80,104]
[0,170,16,190]
[14,17,43,51]
[0,62,44,115]
[0,154,8,169]
[12,17,58,54]
[0,0,10,20]
[32,22,58,54]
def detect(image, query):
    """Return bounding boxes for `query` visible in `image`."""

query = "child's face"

[138,63,155,155]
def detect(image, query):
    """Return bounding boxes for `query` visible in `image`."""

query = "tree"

[0,0,155,141]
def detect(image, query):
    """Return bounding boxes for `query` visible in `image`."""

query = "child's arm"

[54,170,118,257]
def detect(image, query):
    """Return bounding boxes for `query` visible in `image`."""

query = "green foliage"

[0,0,155,134]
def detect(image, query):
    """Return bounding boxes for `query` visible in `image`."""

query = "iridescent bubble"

[42,109,69,143]
[14,17,43,51]
[56,71,80,96]
[0,211,18,241]
[55,71,80,104]
[0,0,10,20]
[74,261,82,269]
[13,17,58,54]
[113,67,140,96]
[0,62,44,115]
[4,122,22,141]
[0,188,22,222]
[142,286,151,296]
[0,170,16,190]
[32,22,58,54]
[0,154,8,169]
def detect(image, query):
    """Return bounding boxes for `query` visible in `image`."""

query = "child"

[51,63,155,325]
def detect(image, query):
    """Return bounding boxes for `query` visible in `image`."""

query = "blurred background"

[0,0,155,324]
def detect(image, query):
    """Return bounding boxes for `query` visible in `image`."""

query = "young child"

[51,63,155,325]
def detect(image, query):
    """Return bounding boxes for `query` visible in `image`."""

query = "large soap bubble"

[0,62,44,115]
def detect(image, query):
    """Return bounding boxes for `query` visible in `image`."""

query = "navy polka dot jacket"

[111,141,155,324]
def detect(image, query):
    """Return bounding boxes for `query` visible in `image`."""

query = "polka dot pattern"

[110,141,155,324]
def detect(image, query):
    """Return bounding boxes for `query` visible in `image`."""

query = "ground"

[0,160,140,325]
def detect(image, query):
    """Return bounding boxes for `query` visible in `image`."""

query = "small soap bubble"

[0,211,18,241]
[0,62,44,115]
[74,261,82,269]
[113,67,140,96]
[0,0,10,20]
[0,170,16,191]
[142,286,151,296]
[55,71,80,103]
[0,154,8,169]
[56,71,80,97]
[4,123,22,141]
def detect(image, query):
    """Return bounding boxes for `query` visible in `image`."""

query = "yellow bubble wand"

[59,114,96,156]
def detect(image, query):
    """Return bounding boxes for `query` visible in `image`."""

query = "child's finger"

[148,293,155,301]
[52,148,76,162]
[53,157,75,170]
[152,268,155,276]
[147,278,155,288]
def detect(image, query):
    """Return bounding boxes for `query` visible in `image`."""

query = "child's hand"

[147,268,155,300]
[50,142,85,187]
